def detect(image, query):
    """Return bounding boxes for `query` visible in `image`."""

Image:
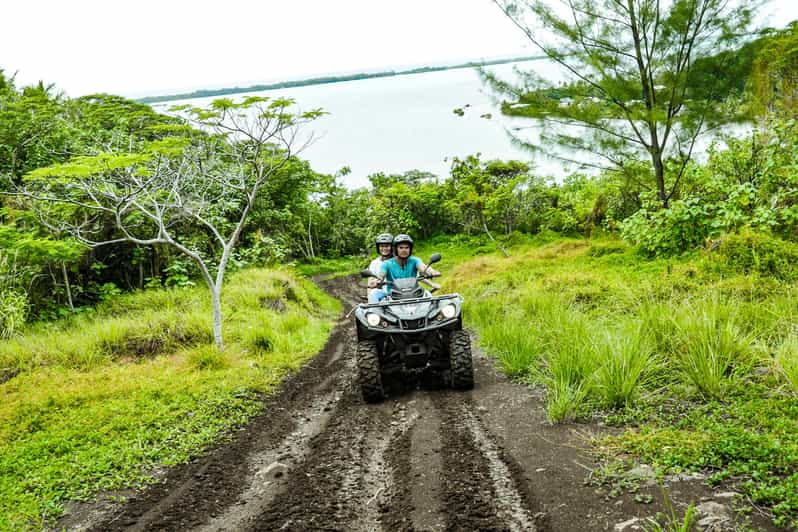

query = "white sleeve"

[369,258,382,276]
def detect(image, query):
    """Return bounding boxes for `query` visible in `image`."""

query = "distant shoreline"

[138,55,544,104]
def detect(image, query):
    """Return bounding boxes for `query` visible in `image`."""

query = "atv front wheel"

[357,340,384,403]
[448,330,474,390]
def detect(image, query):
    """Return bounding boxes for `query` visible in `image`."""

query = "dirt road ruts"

[58,275,781,531]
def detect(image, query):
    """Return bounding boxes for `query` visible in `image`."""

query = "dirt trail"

[58,276,781,531]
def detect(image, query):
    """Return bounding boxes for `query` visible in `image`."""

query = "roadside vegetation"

[0,269,338,530]
[3,6,798,531]
[442,234,798,528]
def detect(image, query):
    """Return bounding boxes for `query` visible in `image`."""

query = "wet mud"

[58,275,781,531]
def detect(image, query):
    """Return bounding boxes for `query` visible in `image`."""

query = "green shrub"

[545,378,590,422]
[621,198,713,256]
[708,229,798,281]
[586,240,628,257]
[187,345,229,371]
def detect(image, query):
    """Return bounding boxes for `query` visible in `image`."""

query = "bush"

[593,321,656,408]
[708,229,798,281]
[587,240,628,257]
[0,252,29,339]
[187,345,229,371]
[621,198,713,256]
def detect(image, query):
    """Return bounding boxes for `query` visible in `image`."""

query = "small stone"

[627,464,656,480]
[614,517,642,531]
[695,501,731,528]
[264,461,288,479]
[535,468,547,473]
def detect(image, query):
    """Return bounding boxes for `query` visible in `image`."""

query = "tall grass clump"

[774,334,798,394]
[670,297,756,400]
[187,344,229,371]
[480,317,544,379]
[469,293,557,379]
[533,303,600,421]
[0,252,28,340]
[593,321,656,409]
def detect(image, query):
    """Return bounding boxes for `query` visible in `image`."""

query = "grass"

[449,234,798,528]
[0,267,339,531]
[775,334,798,395]
[293,255,364,278]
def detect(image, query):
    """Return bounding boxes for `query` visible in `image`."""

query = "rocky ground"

[56,276,781,531]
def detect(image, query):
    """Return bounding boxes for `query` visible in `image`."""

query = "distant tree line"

[138,55,543,104]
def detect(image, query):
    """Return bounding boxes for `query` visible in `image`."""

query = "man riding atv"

[354,234,474,402]
[370,234,440,303]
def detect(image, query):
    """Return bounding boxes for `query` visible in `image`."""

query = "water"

[153,60,735,189]
[154,61,564,188]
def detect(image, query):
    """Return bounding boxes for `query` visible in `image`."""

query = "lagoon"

[154,61,566,188]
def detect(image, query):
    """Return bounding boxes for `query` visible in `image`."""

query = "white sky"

[2,0,797,99]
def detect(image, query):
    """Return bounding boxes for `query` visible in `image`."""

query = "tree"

[445,156,531,255]
[488,0,763,207]
[4,97,323,350]
[749,22,798,118]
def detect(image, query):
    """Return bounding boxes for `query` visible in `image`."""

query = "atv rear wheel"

[448,330,474,390]
[357,340,384,403]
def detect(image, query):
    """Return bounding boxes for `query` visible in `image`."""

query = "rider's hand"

[367,277,378,288]
[429,268,441,277]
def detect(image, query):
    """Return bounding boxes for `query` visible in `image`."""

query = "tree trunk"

[482,219,510,258]
[210,286,223,351]
[307,215,315,259]
[653,151,668,208]
[138,258,144,289]
[61,261,74,310]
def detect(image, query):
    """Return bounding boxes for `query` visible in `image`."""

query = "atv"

[353,253,474,403]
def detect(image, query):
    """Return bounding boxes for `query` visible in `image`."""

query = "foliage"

[0,267,339,530]
[452,235,798,527]
[669,296,757,400]
[488,0,762,207]
[707,229,798,280]
[7,96,323,350]
[0,251,28,339]
[749,22,798,118]
[621,196,712,256]
[621,117,798,256]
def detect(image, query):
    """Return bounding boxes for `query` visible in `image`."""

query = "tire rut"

[435,394,539,531]
[68,275,543,532]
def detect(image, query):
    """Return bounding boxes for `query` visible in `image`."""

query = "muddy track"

[60,275,781,532]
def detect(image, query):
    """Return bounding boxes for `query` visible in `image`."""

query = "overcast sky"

[3,0,797,99]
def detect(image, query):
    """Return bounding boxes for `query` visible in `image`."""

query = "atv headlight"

[441,304,457,319]
[366,313,381,327]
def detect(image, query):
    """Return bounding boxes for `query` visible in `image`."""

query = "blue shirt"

[380,256,422,292]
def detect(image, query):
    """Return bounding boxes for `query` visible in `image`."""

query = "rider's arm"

[378,261,389,281]
[416,261,441,277]
[367,258,383,288]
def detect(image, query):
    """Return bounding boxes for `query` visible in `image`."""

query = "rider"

[367,233,393,303]
[372,234,440,302]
